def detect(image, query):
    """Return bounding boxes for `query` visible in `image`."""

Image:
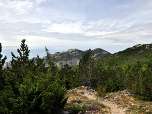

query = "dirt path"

[80,91,127,114]
[100,100,127,114]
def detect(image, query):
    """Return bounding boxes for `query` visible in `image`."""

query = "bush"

[71,98,82,103]
[96,85,106,97]
[85,100,105,111]
[0,70,68,114]
[70,103,86,114]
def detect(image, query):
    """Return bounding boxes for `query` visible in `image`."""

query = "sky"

[1,0,152,62]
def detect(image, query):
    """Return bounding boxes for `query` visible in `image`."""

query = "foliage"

[10,39,36,84]
[70,103,86,114]
[58,63,79,89]
[0,43,7,71]
[0,39,68,114]
[1,39,152,114]
[20,71,68,114]
[45,46,60,76]
[0,43,7,91]
[34,54,48,74]
[78,49,95,87]
[96,85,106,97]
[130,60,152,101]
[0,70,68,114]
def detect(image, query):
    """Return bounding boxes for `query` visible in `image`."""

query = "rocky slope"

[2,48,111,69]
[62,86,129,114]
[62,86,152,114]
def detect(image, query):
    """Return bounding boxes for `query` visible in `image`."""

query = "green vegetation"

[77,49,95,87]
[0,43,7,91]
[0,40,68,114]
[0,40,152,113]
[70,104,86,114]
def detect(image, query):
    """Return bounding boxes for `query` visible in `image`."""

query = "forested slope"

[0,40,152,114]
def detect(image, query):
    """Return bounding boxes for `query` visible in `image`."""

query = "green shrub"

[96,85,106,97]
[71,98,82,103]
[70,103,86,114]
[84,99,105,111]
[0,70,68,114]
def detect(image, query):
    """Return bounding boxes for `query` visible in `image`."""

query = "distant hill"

[2,48,111,69]
[95,43,152,67]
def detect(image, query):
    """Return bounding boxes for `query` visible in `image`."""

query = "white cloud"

[0,0,35,23]
[44,21,83,33]
[1,0,152,60]
[5,0,33,15]
[35,0,47,5]
[85,31,115,36]
[110,43,124,45]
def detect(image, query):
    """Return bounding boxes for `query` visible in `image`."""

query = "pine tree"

[59,63,75,89]
[78,49,95,87]
[0,43,7,91]
[45,46,58,73]
[34,54,48,73]
[11,39,35,84]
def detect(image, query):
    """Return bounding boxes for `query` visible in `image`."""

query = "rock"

[114,96,119,101]
[56,59,80,68]
[121,89,132,97]
[2,61,12,69]
[146,45,150,49]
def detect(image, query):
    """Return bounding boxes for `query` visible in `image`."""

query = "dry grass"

[102,90,152,114]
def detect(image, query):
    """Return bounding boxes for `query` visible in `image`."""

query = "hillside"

[94,43,152,68]
[1,40,152,114]
[62,86,152,114]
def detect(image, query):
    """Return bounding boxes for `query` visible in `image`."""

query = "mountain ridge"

[2,48,111,69]
[3,43,152,69]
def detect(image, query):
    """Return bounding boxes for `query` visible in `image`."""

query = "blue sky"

[1,0,152,62]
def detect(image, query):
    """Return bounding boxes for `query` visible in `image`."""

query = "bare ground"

[79,88,127,114]
[65,86,128,114]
